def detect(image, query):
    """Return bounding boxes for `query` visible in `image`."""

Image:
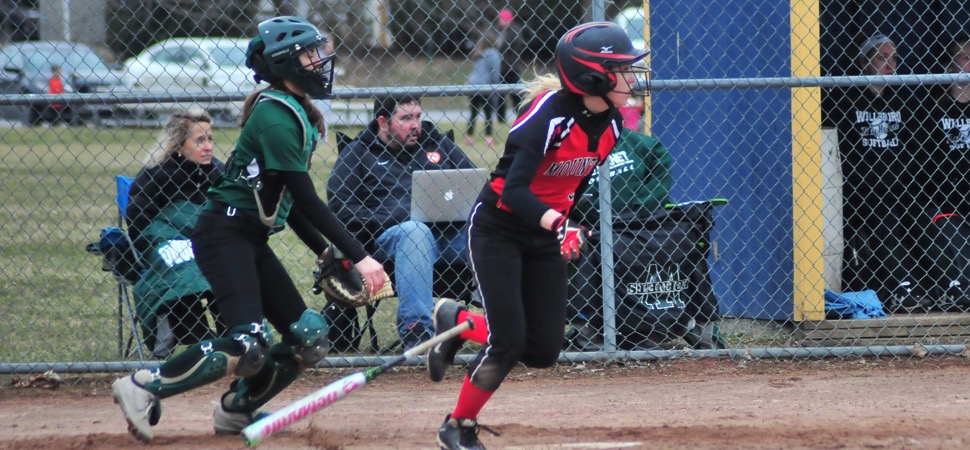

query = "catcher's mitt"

[312,247,394,308]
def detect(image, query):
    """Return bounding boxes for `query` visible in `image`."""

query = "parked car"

[112,37,259,122]
[0,40,122,125]
[613,7,647,54]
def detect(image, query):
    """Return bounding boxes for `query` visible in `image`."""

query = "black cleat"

[942,281,970,312]
[889,281,933,313]
[437,414,497,450]
[427,299,466,382]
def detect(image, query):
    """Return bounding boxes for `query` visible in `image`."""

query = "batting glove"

[552,216,590,262]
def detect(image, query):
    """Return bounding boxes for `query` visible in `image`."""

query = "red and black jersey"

[479,90,622,227]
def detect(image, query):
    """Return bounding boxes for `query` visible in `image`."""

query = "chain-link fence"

[4,0,970,374]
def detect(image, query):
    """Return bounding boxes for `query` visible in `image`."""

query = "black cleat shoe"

[889,281,933,313]
[941,281,970,312]
[427,299,466,382]
[437,414,497,450]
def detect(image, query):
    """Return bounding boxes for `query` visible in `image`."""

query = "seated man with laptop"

[327,93,480,349]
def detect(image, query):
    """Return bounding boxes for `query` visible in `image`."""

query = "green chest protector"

[257,89,318,158]
[215,90,319,228]
[250,90,318,227]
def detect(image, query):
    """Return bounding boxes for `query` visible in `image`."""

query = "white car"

[113,37,261,122]
[613,7,647,54]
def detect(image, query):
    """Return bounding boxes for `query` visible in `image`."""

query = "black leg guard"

[218,311,330,415]
[219,343,304,414]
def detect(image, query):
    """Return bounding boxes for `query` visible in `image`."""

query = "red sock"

[458,310,488,344]
[452,374,494,419]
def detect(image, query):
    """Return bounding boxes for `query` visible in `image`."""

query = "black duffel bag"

[567,201,721,350]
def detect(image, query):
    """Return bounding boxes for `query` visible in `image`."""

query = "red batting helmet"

[555,22,649,96]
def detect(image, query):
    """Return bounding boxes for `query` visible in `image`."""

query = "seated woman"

[822,33,932,312]
[126,108,224,358]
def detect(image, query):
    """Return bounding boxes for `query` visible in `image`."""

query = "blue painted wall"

[650,1,794,319]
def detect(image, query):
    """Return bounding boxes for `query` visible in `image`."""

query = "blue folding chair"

[87,175,146,360]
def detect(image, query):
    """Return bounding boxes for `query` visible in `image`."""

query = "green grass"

[1,127,220,362]
[1,52,515,363]
[0,107,506,363]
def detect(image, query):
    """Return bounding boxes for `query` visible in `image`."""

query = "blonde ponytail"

[521,73,562,104]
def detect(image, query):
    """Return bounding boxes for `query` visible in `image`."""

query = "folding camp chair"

[86,175,146,360]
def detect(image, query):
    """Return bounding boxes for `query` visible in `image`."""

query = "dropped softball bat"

[242,317,473,446]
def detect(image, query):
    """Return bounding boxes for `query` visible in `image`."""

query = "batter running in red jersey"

[427,21,650,450]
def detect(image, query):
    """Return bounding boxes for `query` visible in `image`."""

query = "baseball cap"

[498,9,514,23]
[859,33,894,60]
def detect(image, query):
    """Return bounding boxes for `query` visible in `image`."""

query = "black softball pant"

[465,205,567,391]
[192,209,308,337]
[467,94,496,137]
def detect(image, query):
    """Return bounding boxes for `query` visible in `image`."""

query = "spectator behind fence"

[821,32,933,313]
[496,7,529,122]
[619,96,645,132]
[928,35,970,217]
[920,35,970,311]
[43,65,73,126]
[327,93,477,349]
[126,108,224,359]
[465,28,502,146]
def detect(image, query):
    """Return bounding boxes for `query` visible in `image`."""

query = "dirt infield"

[3,357,970,449]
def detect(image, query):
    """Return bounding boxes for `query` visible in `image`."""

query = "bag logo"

[626,263,687,310]
[157,239,196,267]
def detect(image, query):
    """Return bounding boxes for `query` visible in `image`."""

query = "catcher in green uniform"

[110,16,387,444]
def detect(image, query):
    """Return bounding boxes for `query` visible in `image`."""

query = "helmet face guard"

[556,22,650,97]
[602,53,651,97]
[287,37,336,99]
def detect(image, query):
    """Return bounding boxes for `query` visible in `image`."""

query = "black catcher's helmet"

[555,22,650,97]
[246,16,335,99]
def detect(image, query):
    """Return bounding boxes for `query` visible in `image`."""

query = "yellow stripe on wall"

[790,0,824,321]
[642,0,652,133]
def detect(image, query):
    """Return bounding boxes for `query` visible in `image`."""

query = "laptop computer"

[411,168,490,222]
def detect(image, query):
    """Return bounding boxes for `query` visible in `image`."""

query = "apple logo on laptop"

[444,190,454,202]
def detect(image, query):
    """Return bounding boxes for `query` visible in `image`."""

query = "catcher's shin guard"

[219,310,331,414]
[288,309,330,367]
[219,340,315,414]
[139,323,269,399]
